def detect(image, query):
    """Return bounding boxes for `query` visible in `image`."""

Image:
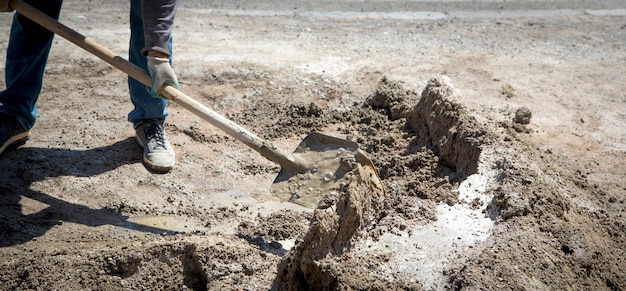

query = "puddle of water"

[586,9,626,16]
[299,11,447,20]
[122,215,209,234]
[448,9,581,19]
[184,7,626,20]
[176,189,312,235]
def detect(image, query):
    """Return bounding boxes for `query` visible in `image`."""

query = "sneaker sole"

[135,135,174,173]
[0,131,31,155]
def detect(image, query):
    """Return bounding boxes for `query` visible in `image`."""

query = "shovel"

[9,0,382,209]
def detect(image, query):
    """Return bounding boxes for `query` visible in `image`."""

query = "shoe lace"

[145,123,168,150]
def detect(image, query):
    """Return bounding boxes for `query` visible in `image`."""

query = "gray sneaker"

[135,119,175,172]
[0,112,30,156]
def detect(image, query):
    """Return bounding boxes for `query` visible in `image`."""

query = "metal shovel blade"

[271,132,379,209]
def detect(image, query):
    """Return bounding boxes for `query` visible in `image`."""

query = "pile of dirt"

[269,76,491,289]
[446,133,626,290]
[263,75,624,290]
[1,74,624,290]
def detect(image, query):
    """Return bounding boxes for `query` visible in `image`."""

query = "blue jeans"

[0,0,169,131]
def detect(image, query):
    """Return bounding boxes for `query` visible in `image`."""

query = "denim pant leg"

[0,0,63,130]
[127,0,170,127]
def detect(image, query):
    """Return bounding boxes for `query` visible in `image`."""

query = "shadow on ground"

[0,137,174,247]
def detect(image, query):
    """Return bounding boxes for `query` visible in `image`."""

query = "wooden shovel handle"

[10,0,306,172]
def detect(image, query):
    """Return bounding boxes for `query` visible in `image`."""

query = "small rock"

[513,107,532,124]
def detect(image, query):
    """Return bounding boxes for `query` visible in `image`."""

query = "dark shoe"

[0,112,30,155]
[135,119,175,172]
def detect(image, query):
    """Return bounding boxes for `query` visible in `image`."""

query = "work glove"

[146,56,179,99]
[1,0,13,12]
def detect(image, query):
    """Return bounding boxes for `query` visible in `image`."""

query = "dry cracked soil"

[1,0,625,290]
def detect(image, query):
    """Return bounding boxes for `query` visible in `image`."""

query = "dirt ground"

[1,0,625,290]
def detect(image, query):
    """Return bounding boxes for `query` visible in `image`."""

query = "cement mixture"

[1,0,625,290]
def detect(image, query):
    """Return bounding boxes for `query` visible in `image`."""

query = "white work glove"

[146,56,179,99]
[1,0,13,12]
